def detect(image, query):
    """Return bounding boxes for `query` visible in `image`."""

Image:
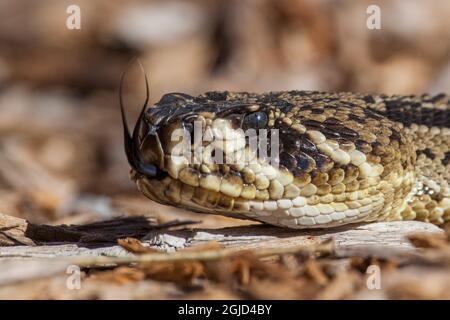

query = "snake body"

[122,90,450,229]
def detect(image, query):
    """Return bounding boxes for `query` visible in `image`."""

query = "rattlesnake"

[121,80,450,229]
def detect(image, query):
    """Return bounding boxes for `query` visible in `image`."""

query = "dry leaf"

[118,237,159,254]
[304,259,329,286]
[140,261,205,284]
[315,271,362,300]
[91,266,146,284]
[408,232,449,249]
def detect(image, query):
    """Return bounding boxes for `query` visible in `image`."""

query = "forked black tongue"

[119,59,158,177]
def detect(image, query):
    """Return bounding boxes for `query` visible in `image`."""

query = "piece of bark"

[0,213,35,246]
[1,213,196,247]
[143,221,443,258]
[0,220,443,288]
[0,221,442,260]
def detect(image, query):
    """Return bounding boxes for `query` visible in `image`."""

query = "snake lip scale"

[120,82,450,229]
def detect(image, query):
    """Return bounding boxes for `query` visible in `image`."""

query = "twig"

[72,239,334,267]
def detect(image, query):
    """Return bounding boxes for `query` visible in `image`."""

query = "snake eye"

[242,112,268,131]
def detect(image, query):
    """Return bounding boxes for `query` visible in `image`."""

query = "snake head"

[122,89,282,215]
[122,88,418,229]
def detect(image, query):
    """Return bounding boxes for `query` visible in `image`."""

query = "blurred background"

[0,0,449,226]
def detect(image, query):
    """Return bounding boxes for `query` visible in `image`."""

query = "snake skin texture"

[122,90,450,229]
